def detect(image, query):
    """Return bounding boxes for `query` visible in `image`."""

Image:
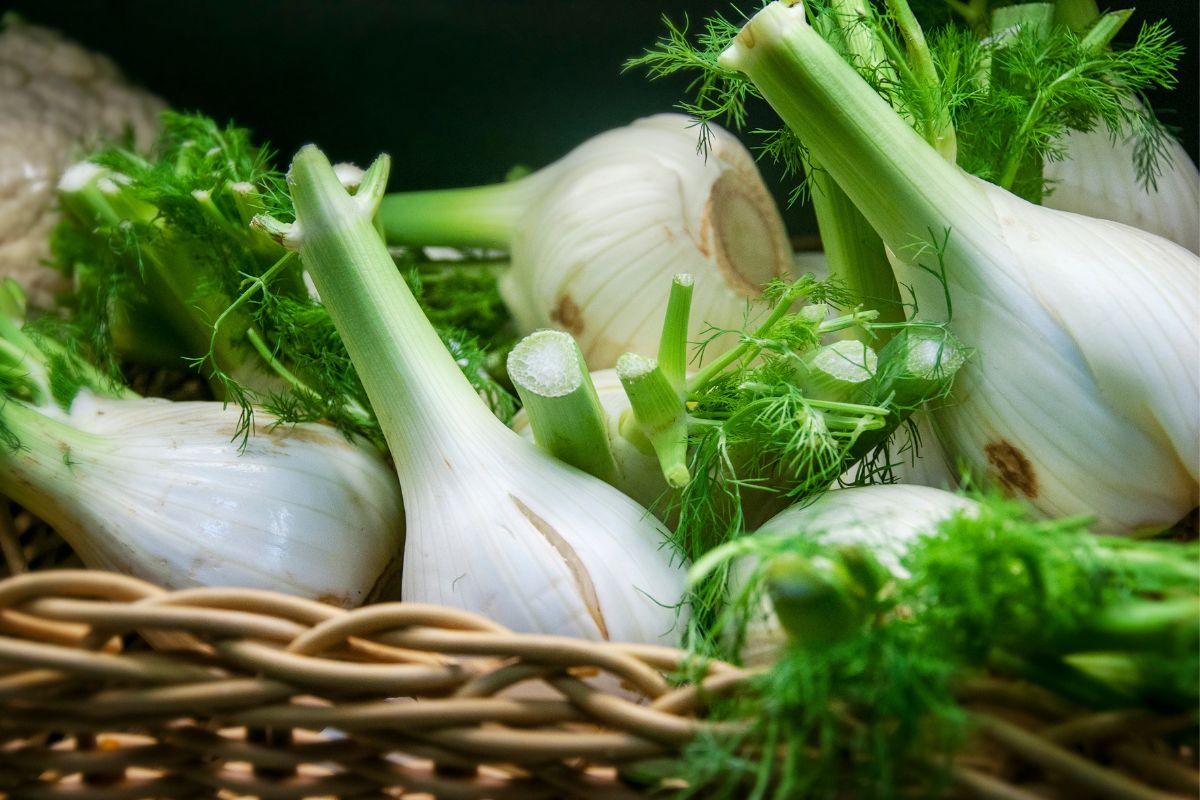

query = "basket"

[1,501,1197,800]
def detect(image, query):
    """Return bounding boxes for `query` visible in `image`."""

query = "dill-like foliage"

[954,16,1184,199]
[628,0,1184,205]
[657,275,966,642]
[50,112,515,446]
[669,496,1199,798]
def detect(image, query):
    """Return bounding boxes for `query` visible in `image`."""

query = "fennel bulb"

[1044,124,1200,254]
[727,484,978,664]
[753,485,979,577]
[0,391,405,606]
[719,1,1199,533]
[379,114,794,369]
[279,146,687,644]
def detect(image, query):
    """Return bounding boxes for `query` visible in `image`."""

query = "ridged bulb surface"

[1044,122,1199,255]
[738,485,978,664]
[7,392,405,607]
[397,419,687,645]
[501,114,794,369]
[889,178,1199,533]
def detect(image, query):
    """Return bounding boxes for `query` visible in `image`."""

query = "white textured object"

[499,114,794,369]
[0,391,405,607]
[0,20,164,308]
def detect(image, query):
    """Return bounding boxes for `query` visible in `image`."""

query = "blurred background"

[7,0,1197,236]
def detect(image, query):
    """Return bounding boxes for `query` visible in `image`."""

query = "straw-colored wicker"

[0,504,1197,800]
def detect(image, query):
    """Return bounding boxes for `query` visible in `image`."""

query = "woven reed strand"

[0,566,1196,797]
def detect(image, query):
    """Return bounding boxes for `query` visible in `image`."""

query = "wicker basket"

[0,503,1197,800]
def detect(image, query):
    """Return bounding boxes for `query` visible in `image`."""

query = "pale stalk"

[378,173,553,249]
[811,0,905,333]
[808,171,904,330]
[795,339,878,405]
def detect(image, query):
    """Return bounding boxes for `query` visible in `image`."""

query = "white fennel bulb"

[379,114,794,369]
[281,146,688,644]
[879,411,958,489]
[0,391,405,606]
[753,484,979,576]
[1044,122,1200,254]
[720,1,1199,533]
[735,484,978,664]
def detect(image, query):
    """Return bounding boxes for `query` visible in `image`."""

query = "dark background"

[7,1,1197,236]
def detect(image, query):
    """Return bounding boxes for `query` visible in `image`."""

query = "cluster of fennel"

[37,106,932,645]
[592,1,1200,793]
[505,272,968,612]
[6,0,1191,695]
[633,0,1198,534]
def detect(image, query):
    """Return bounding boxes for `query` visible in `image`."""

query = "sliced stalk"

[507,330,617,482]
[795,339,878,404]
[874,325,967,406]
[617,353,690,488]
[229,180,262,227]
[764,549,881,645]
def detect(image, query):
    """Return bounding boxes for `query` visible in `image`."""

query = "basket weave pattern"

[0,507,1197,799]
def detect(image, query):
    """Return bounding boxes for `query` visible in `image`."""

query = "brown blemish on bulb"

[551,294,584,336]
[511,494,610,640]
[984,440,1038,498]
